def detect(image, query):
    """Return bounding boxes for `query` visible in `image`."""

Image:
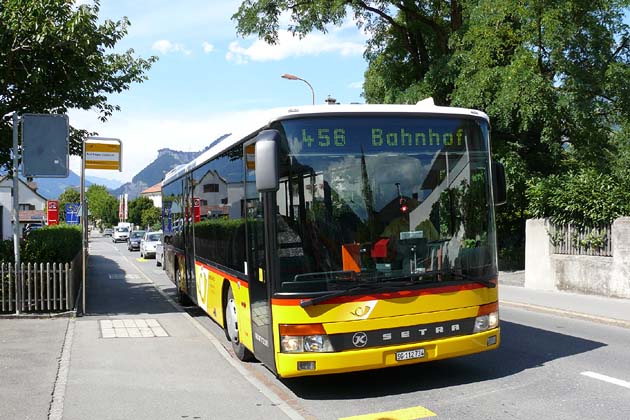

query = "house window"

[19,204,35,211]
[203,183,219,193]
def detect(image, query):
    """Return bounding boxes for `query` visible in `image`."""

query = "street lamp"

[281,73,315,105]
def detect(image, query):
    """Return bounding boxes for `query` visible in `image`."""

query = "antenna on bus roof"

[416,97,435,106]
[325,95,338,105]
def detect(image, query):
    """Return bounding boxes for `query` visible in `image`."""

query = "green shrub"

[0,239,15,262]
[22,225,81,263]
[527,169,630,228]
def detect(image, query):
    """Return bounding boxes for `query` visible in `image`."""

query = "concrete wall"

[525,218,630,298]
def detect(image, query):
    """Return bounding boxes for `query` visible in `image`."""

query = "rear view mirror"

[492,161,507,206]
[255,130,280,192]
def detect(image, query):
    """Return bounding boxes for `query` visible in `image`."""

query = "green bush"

[527,169,630,228]
[22,225,82,263]
[0,239,15,262]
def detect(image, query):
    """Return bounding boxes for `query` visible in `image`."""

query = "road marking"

[581,371,630,389]
[136,258,147,262]
[339,405,436,420]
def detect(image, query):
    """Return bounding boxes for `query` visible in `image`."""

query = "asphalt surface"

[1,234,629,420]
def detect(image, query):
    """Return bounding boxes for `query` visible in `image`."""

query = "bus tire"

[175,267,193,306]
[225,287,254,361]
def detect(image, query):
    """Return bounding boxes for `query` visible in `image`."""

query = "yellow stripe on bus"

[339,405,437,420]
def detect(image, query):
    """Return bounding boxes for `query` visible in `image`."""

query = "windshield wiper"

[299,282,392,308]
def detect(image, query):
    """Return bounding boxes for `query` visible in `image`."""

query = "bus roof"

[162,99,489,185]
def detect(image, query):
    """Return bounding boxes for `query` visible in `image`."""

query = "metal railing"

[0,253,82,313]
[549,223,613,257]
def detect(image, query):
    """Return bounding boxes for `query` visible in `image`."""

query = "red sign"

[47,200,59,225]
[193,197,201,223]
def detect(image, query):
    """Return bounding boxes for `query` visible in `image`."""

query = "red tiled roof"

[141,182,162,195]
[19,210,46,223]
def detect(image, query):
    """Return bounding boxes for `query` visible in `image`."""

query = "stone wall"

[525,218,630,298]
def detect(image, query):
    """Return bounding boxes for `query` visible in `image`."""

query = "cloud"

[226,30,365,64]
[201,41,215,53]
[151,39,192,55]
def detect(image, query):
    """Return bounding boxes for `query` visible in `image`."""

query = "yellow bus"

[161,100,506,378]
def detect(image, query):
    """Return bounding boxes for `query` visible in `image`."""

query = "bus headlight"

[474,302,499,333]
[279,324,334,353]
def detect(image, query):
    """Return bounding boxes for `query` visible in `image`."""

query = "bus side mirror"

[492,161,507,206]
[255,130,280,192]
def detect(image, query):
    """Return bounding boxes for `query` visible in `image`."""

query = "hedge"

[0,225,82,263]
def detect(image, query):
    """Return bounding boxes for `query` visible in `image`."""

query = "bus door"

[183,175,197,302]
[244,140,277,372]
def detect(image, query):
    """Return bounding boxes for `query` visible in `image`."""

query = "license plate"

[395,348,425,361]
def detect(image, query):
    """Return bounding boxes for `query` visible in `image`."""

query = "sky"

[69,0,370,184]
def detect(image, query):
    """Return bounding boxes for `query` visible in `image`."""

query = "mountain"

[20,134,230,200]
[84,175,122,191]
[111,134,230,199]
[29,173,121,199]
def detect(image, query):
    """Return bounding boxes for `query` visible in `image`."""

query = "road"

[103,235,630,420]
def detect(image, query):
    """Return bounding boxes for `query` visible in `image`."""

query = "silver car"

[140,231,162,259]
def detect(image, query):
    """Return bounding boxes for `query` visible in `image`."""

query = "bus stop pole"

[12,113,21,315]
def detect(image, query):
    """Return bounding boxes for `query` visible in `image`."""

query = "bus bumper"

[276,328,500,378]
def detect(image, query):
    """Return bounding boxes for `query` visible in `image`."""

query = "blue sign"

[66,203,80,225]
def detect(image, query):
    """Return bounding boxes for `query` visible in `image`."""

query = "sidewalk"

[0,236,301,420]
[499,271,630,328]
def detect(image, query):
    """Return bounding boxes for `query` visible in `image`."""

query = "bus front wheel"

[225,287,254,361]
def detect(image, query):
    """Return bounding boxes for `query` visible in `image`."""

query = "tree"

[128,196,154,227]
[86,184,118,226]
[234,0,630,268]
[234,1,459,106]
[141,206,161,231]
[57,187,80,223]
[0,0,157,170]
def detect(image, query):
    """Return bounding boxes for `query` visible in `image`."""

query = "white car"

[112,226,129,243]
[140,231,162,259]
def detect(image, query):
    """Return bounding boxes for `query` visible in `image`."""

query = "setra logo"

[352,332,368,348]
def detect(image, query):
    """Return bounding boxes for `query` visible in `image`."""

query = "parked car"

[112,226,130,243]
[102,228,114,237]
[127,230,146,251]
[140,231,162,259]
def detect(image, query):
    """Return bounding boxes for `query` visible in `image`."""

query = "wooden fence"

[0,252,82,313]
[549,223,613,257]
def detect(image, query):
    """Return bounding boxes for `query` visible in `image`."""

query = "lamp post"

[281,73,315,105]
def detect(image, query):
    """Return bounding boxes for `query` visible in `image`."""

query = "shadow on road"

[282,320,606,400]
[84,254,177,315]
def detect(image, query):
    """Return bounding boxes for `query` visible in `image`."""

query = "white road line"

[581,371,630,389]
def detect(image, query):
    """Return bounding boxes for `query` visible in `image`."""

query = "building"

[0,176,49,240]
[140,182,162,208]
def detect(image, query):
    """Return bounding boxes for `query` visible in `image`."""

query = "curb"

[0,310,76,319]
[501,300,630,329]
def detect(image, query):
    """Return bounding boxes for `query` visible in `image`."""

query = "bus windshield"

[272,115,497,294]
